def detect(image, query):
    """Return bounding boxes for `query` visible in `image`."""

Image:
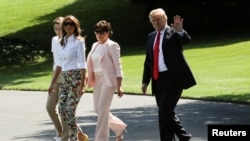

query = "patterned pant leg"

[59,70,81,141]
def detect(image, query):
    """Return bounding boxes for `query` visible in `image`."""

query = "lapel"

[162,27,171,48]
[149,31,157,58]
[150,31,157,48]
[162,27,175,56]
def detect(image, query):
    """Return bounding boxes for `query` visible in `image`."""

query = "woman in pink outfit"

[86,20,127,141]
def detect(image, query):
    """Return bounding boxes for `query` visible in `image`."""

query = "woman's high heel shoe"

[116,134,123,141]
[78,131,89,141]
[77,123,88,141]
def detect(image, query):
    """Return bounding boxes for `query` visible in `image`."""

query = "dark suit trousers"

[154,71,189,141]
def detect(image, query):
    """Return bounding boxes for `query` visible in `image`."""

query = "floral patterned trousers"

[59,69,81,141]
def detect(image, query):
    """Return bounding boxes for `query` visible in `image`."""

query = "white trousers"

[93,72,127,141]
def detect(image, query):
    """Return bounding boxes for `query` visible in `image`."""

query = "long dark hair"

[60,15,84,46]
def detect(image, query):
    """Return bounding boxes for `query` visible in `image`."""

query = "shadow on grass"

[3,0,148,53]
[189,31,250,49]
[191,93,250,105]
[0,60,52,89]
[2,0,250,55]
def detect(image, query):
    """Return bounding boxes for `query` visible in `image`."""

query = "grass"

[1,38,250,104]
[0,0,148,51]
[182,38,250,103]
[121,36,250,104]
[0,0,250,104]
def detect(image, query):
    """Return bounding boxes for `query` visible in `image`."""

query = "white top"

[90,43,105,72]
[56,35,86,71]
[154,29,168,72]
[51,36,60,71]
[155,26,184,72]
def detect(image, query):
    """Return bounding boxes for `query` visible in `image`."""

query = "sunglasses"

[95,30,106,35]
[63,22,75,26]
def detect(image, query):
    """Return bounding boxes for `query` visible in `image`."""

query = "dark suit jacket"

[142,27,196,95]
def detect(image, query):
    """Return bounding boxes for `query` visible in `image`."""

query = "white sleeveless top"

[91,43,105,72]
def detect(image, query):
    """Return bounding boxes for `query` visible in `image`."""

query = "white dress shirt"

[56,35,86,71]
[154,28,168,72]
[154,25,184,72]
[51,36,60,71]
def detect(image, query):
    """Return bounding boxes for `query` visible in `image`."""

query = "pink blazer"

[86,39,123,88]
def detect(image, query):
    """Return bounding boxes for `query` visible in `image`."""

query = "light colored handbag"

[56,73,65,84]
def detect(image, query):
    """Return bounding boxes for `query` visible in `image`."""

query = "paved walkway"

[0,90,250,141]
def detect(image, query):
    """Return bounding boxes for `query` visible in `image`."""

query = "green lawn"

[0,0,147,51]
[182,39,250,102]
[121,39,250,103]
[0,0,250,104]
[1,40,250,104]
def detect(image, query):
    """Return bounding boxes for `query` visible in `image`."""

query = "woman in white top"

[87,20,127,141]
[48,15,87,141]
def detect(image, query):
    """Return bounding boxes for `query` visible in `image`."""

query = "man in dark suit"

[141,8,196,141]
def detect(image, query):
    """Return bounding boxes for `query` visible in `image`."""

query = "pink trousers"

[93,72,127,141]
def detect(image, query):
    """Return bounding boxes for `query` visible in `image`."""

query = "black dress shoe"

[178,133,191,141]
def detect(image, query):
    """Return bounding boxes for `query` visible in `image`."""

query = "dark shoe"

[178,133,191,141]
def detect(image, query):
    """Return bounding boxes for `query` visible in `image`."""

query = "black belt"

[158,71,169,78]
[159,70,168,74]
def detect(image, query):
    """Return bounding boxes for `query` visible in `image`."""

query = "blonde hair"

[53,16,64,25]
[149,8,168,21]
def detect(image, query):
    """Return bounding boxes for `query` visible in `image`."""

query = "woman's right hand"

[48,84,55,96]
[117,87,124,98]
[141,83,148,95]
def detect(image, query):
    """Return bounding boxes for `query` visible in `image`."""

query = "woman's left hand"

[78,85,85,96]
[117,87,124,98]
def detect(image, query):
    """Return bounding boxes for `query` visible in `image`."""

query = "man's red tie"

[153,32,161,80]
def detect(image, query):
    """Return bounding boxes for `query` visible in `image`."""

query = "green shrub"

[0,37,44,65]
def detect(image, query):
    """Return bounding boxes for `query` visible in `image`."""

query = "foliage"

[0,37,44,65]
